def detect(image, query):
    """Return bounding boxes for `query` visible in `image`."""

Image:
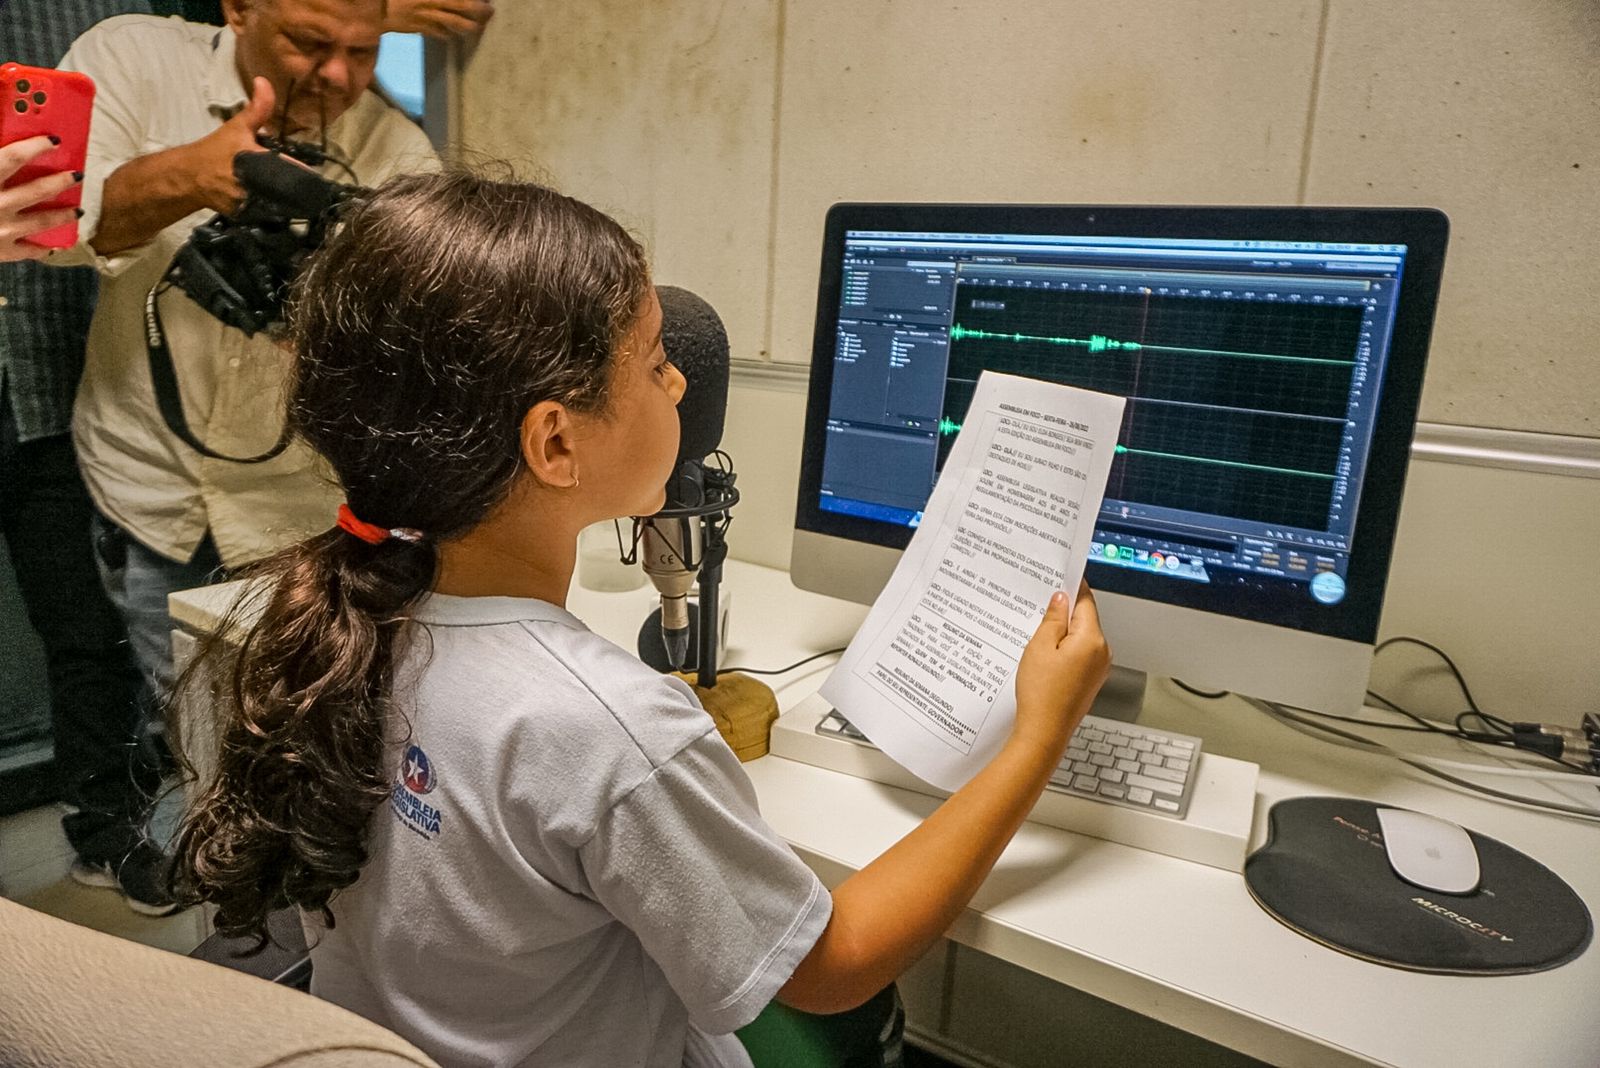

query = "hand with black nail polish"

[0,134,85,260]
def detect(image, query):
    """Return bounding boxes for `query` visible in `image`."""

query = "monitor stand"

[1088,665,1148,725]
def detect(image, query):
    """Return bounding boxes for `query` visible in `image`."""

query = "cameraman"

[54,0,436,911]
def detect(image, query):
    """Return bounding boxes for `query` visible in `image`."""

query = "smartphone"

[0,62,95,249]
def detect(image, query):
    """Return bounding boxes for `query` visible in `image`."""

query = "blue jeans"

[89,511,224,708]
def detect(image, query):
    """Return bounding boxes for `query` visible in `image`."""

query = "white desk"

[170,560,1600,1068]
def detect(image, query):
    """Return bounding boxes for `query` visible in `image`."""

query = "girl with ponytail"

[173,171,1110,1068]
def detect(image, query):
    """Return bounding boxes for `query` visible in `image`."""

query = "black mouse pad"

[1244,796,1591,974]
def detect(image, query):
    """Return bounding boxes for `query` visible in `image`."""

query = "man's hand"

[91,78,279,256]
[181,77,277,216]
[384,0,495,38]
[0,136,82,261]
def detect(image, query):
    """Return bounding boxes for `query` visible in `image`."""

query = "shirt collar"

[204,29,248,116]
[410,593,589,631]
[204,29,357,160]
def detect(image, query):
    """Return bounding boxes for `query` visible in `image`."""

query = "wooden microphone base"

[675,671,780,762]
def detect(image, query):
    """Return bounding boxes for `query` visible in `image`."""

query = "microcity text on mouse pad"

[1243,796,1590,974]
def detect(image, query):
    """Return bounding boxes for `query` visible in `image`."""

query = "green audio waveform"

[1113,443,1333,479]
[949,324,1351,366]
[950,325,1138,353]
[938,417,963,436]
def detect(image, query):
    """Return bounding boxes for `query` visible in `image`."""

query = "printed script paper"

[820,371,1126,791]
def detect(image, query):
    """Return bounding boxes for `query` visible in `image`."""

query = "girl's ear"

[519,401,581,490]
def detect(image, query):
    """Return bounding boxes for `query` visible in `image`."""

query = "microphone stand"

[692,466,730,689]
[629,456,780,760]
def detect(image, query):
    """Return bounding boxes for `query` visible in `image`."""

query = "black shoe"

[70,841,181,917]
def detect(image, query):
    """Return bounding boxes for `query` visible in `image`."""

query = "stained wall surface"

[458,2,1599,717]
[462,0,1599,435]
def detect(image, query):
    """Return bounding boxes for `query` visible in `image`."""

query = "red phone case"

[0,62,95,249]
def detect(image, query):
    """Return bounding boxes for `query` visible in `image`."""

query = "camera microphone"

[232,150,354,220]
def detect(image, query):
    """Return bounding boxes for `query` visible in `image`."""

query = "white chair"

[0,895,439,1068]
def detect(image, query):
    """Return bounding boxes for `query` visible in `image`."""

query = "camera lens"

[16,79,29,93]
[13,100,25,114]
[32,91,46,105]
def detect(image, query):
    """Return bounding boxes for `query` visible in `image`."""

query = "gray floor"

[0,801,205,953]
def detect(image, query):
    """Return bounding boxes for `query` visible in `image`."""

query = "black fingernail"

[48,134,61,146]
[74,208,84,218]
[72,170,84,182]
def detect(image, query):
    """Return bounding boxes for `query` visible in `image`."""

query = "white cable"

[1278,703,1595,782]
[1247,699,1600,821]
[1410,755,1598,784]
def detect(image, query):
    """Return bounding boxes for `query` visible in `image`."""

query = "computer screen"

[793,204,1447,715]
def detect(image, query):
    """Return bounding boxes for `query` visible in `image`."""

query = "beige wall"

[462,0,1598,435]
[458,3,1599,716]
[722,379,1600,721]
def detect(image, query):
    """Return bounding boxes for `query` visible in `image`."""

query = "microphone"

[637,286,731,671]
[658,285,730,468]
[233,150,355,220]
[631,289,779,762]
[641,466,704,670]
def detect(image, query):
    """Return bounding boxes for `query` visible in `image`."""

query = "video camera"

[163,150,367,338]
[145,148,366,462]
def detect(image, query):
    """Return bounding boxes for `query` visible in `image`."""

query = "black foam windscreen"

[657,285,729,465]
[233,151,346,218]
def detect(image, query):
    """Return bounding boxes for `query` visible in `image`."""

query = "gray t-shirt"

[307,593,832,1067]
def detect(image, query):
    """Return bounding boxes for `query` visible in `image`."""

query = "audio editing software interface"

[818,229,1409,608]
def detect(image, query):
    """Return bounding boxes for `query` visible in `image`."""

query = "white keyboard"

[816,710,1203,819]
[777,693,1258,870]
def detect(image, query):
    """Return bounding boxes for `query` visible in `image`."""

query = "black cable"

[1298,702,1442,734]
[1366,640,1580,769]
[1171,636,1582,772]
[1373,635,1488,716]
[1171,679,1228,700]
[719,647,846,678]
[1359,691,1527,750]
[320,154,360,185]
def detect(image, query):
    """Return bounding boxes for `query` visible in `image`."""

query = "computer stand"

[1088,664,1150,724]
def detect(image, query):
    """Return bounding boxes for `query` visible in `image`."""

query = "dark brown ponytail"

[172,171,651,941]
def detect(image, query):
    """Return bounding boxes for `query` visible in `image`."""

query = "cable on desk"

[1369,636,1597,772]
[1260,703,1596,782]
[1374,635,1487,715]
[1183,635,1593,773]
[719,647,846,678]
[1172,679,1229,700]
[1250,698,1600,823]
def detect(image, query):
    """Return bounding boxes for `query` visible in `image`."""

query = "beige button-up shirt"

[59,15,437,567]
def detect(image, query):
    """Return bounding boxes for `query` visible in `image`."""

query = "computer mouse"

[1375,807,1481,895]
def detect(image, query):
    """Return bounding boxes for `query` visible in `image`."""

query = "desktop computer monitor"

[792,204,1447,719]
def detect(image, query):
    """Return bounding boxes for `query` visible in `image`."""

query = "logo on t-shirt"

[402,745,435,794]
[391,744,443,839]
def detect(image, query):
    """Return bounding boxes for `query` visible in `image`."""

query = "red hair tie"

[336,503,424,545]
